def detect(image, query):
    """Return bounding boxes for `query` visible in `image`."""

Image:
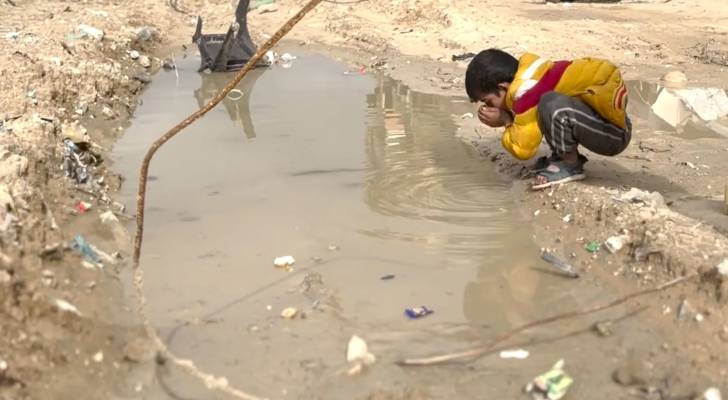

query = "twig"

[131,0,324,399]
[398,274,696,366]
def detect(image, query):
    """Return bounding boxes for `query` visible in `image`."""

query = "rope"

[132,1,324,398]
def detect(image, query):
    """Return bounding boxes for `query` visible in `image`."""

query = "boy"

[465,49,631,189]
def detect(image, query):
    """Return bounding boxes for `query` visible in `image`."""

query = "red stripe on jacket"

[511,61,572,114]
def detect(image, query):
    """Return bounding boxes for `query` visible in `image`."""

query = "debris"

[327,244,339,251]
[534,210,541,217]
[129,50,140,60]
[717,259,728,276]
[54,298,82,316]
[593,321,613,337]
[93,351,104,363]
[76,201,92,213]
[677,299,697,321]
[451,52,476,62]
[524,360,573,400]
[77,24,104,40]
[162,58,176,70]
[540,251,580,278]
[651,88,690,127]
[99,210,119,224]
[138,55,151,68]
[41,269,55,287]
[702,388,722,400]
[500,349,529,360]
[280,307,298,319]
[405,306,434,319]
[0,214,18,233]
[5,32,20,40]
[346,335,376,375]
[273,255,295,270]
[136,27,156,42]
[461,112,474,119]
[71,235,101,265]
[616,187,666,208]
[585,241,601,253]
[280,53,296,63]
[562,214,571,223]
[380,274,395,280]
[249,0,276,11]
[604,235,629,254]
[0,359,7,372]
[62,138,100,184]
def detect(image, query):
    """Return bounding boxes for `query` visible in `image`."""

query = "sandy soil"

[1,0,727,398]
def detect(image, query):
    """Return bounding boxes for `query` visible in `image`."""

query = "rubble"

[77,24,104,41]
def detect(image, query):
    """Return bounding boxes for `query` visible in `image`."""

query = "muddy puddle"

[113,52,659,399]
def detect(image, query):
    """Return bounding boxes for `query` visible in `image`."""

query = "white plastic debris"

[346,335,376,375]
[499,349,530,360]
[605,235,630,254]
[280,307,298,319]
[273,256,295,269]
[77,24,104,41]
[703,388,722,400]
[4,32,20,40]
[651,88,690,127]
[129,50,140,60]
[562,214,572,223]
[99,211,119,224]
[264,51,276,64]
[55,299,81,316]
[674,88,728,121]
[280,53,296,62]
[93,351,104,363]
[717,259,728,276]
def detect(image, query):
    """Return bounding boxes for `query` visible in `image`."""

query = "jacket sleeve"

[501,111,542,161]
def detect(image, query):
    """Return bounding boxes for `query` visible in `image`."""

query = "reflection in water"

[194,68,266,139]
[627,80,728,140]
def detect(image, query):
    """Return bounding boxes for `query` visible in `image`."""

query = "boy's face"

[477,83,510,109]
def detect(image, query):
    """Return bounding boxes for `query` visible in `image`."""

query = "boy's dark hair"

[465,49,519,102]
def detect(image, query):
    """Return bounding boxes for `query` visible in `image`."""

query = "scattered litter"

[540,251,580,278]
[76,201,92,214]
[93,351,104,363]
[585,241,601,253]
[249,0,276,10]
[677,299,697,321]
[684,161,697,169]
[461,112,474,119]
[62,139,101,184]
[500,349,529,360]
[265,51,276,64]
[273,255,295,270]
[129,50,140,60]
[327,244,339,251]
[716,259,728,276]
[562,214,571,223]
[604,235,629,254]
[280,307,298,319]
[703,388,722,400]
[71,235,101,265]
[616,187,666,208]
[451,52,476,62]
[99,210,119,224]
[280,53,296,63]
[380,274,395,280]
[524,359,573,400]
[346,335,376,375]
[593,321,613,337]
[138,55,151,68]
[405,306,434,319]
[54,299,81,316]
[534,210,541,217]
[77,24,104,40]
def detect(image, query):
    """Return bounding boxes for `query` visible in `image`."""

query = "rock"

[280,307,298,319]
[138,55,151,68]
[346,335,375,375]
[651,89,690,127]
[136,27,156,42]
[674,88,728,121]
[101,106,114,118]
[129,50,140,60]
[0,152,29,181]
[273,255,295,269]
[61,122,90,142]
[77,24,104,40]
[162,58,175,70]
[593,321,613,337]
[618,187,666,209]
[605,235,630,253]
[0,184,14,214]
[661,71,688,87]
[54,299,81,316]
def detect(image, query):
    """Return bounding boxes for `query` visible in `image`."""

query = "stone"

[674,88,728,121]
[0,184,14,213]
[136,27,156,42]
[77,24,104,40]
[129,50,140,60]
[138,55,151,68]
[123,338,157,363]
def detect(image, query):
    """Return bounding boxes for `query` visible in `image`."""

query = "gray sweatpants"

[537,92,631,156]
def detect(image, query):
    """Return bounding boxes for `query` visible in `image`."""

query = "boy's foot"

[531,160,586,190]
[532,154,589,171]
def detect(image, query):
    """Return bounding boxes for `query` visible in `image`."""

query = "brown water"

[113,52,632,399]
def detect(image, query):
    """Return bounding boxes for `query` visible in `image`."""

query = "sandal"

[532,160,586,190]
[532,154,589,172]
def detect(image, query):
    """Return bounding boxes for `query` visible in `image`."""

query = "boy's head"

[465,49,518,109]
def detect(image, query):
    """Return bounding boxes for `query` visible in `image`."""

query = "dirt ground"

[0,0,727,398]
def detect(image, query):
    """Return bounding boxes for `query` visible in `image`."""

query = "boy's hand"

[478,106,513,128]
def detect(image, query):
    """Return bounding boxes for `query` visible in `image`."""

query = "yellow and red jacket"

[502,53,629,160]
